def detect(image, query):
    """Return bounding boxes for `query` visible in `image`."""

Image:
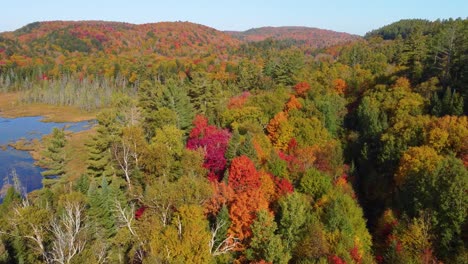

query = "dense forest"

[0,18,467,264]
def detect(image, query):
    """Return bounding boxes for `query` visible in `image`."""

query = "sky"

[1,0,467,35]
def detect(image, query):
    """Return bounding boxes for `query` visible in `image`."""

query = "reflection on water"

[0,116,94,201]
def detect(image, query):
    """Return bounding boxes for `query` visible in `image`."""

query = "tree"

[86,110,120,179]
[139,79,194,138]
[266,111,293,151]
[228,156,260,193]
[149,205,212,263]
[398,156,467,258]
[228,190,269,243]
[187,115,231,181]
[142,125,184,180]
[112,125,145,191]
[49,201,87,264]
[277,192,309,251]
[246,210,291,264]
[37,128,67,182]
[293,81,311,97]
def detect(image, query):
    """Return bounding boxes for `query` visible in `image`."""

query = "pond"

[0,116,94,201]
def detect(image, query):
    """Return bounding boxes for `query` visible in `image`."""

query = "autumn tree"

[187,115,231,181]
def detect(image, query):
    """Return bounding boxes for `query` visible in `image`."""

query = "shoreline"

[0,92,98,122]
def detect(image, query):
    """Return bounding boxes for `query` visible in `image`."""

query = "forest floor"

[0,92,97,122]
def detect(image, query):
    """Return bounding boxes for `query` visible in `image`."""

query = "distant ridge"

[226,26,361,49]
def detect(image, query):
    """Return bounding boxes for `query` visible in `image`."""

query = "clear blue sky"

[2,0,467,35]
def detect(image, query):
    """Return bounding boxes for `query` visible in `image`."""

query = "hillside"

[0,21,240,57]
[227,26,361,49]
[0,22,361,59]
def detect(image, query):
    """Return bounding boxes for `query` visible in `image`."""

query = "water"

[0,116,94,200]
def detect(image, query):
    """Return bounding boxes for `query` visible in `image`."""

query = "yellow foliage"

[399,216,433,260]
[424,116,468,156]
[266,111,293,151]
[395,146,443,187]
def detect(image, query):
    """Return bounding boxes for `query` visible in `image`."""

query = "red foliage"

[461,153,468,168]
[187,115,231,181]
[135,206,147,220]
[228,156,261,193]
[329,255,347,264]
[350,244,362,264]
[381,220,398,239]
[274,176,294,196]
[293,81,311,97]
[227,91,251,109]
[279,139,317,173]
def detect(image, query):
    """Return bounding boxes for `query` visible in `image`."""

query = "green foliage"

[86,110,120,179]
[139,79,194,138]
[37,128,67,181]
[87,177,124,239]
[246,210,291,264]
[299,168,333,200]
[365,19,433,40]
[431,87,464,116]
[398,156,467,258]
[277,192,310,251]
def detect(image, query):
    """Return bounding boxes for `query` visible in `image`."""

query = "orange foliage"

[393,77,411,90]
[332,78,347,95]
[228,91,251,109]
[293,81,311,97]
[284,95,302,112]
[228,189,269,242]
[259,172,276,203]
[204,182,235,216]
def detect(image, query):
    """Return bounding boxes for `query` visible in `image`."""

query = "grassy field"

[0,92,98,122]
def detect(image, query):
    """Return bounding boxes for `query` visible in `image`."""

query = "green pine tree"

[38,128,67,181]
[246,210,291,264]
[86,110,119,179]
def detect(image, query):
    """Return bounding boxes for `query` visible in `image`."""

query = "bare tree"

[209,219,239,256]
[114,200,136,236]
[49,201,86,264]
[112,138,133,191]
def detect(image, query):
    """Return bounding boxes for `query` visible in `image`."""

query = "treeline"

[0,18,466,264]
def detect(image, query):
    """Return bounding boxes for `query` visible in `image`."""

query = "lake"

[0,116,94,201]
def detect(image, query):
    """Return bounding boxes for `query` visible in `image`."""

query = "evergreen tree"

[225,128,241,162]
[246,210,291,264]
[139,79,194,138]
[38,128,67,182]
[86,110,120,179]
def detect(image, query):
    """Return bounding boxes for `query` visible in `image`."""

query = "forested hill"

[226,26,360,49]
[0,21,240,57]
[0,21,360,58]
